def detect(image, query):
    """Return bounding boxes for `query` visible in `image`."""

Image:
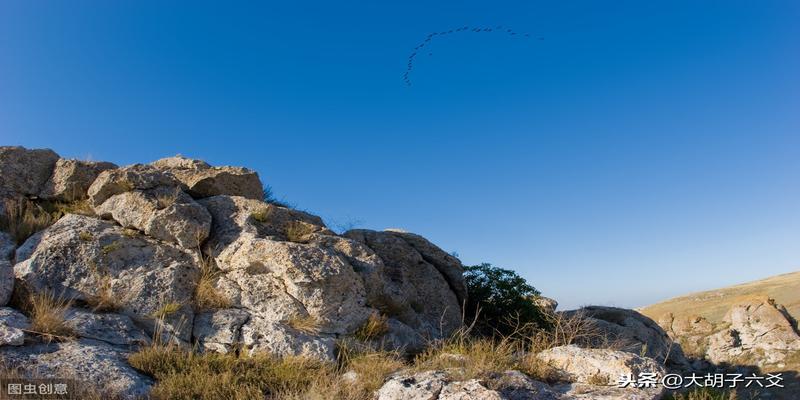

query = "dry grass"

[124,308,619,400]
[84,272,122,312]
[285,221,315,243]
[101,240,122,255]
[193,255,231,311]
[155,189,179,209]
[287,314,322,335]
[0,198,55,244]
[665,388,739,400]
[129,338,405,400]
[128,344,335,400]
[353,313,389,341]
[250,206,273,223]
[26,291,75,342]
[586,372,610,385]
[50,198,94,217]
[640,271,800,325]
[151,302,183,320]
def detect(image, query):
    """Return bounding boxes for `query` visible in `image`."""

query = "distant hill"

[639,270,800,324]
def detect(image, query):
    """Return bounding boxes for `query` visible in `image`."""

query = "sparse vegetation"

[262,185,291,208]
[193,254,231,311]
[353,313,389,341]
[155,189,179,209]
[129,344,334,400]
[85,272,122,312]
[47,198,95,217]
[250,206,273,223]
[287,314,322,335]
[25,291,75,341]
[285,220,315,243]
[0,198,55,244]
[463,263,549,336]
[151,302,183,320]
[586,372,610,385]
[664,387,739,400]
[101,240,122,255]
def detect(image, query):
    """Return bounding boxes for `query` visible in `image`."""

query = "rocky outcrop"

[0,232,15,306]
[87,164,186,207]
[151,155,263,200]
[14,214,199,342]
[344,229,465,339]
[63,309,150,347]
[94,186,211,248]
[537,345,665,393]
[39,159,117,201]
[0,307,29,346]
[0,339,153,398]
[563,306,688,369]
[0,146,59,196]
[375,357,665,400]
[705,297,800,367]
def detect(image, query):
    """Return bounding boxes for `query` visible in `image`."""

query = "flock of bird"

[403,26,542,86]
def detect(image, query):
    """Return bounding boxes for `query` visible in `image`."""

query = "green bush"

[464,263,549,336]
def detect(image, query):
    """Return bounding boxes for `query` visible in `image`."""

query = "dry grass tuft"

[414,333,520,381]
[287,314,322,335]
[101,240,122,255]
[586,372,610,386]
[155,189,179,209]
[151,302,183,320]
[0,198,55,244]
[50,198,95,217]
[193,255,231,311]
[353,313,389,341]
[250,206,273,223]
[285,220,315,243]
[79,230,93,241]
[85,272,122,312]
[26,291,75,342]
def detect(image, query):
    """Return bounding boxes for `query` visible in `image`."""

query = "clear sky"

[2,1,799,310]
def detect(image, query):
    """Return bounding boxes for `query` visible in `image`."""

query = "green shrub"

[463,263,549,336]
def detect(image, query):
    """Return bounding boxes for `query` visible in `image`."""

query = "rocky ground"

[0,146,796,399]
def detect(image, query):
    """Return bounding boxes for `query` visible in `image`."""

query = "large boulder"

[0,307,29,346]
[87,164,185,207]
[562,306,689,369]
[0,232,15,306]
[0,146,59,196]
[39,158,117,201]
[151,155,263,200]
[192,308,250,354]
[14,214,199,342]
[344,229,465,340]
[198,195,370,358]
[195,195,465,358]
[64,309,150,347]
[95,186,211,249]
[706,297,800,367]
[0,339,153,399]
[374,368,663,400]
[537,345,666,386]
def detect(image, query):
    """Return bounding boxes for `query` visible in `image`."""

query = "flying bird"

[403,25,541,86]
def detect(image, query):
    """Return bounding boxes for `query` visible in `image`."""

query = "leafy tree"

[463,263,549,336]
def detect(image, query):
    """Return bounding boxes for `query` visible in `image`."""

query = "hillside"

[639,271,800,324]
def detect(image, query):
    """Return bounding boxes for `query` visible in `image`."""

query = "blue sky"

[2,1,799,309]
